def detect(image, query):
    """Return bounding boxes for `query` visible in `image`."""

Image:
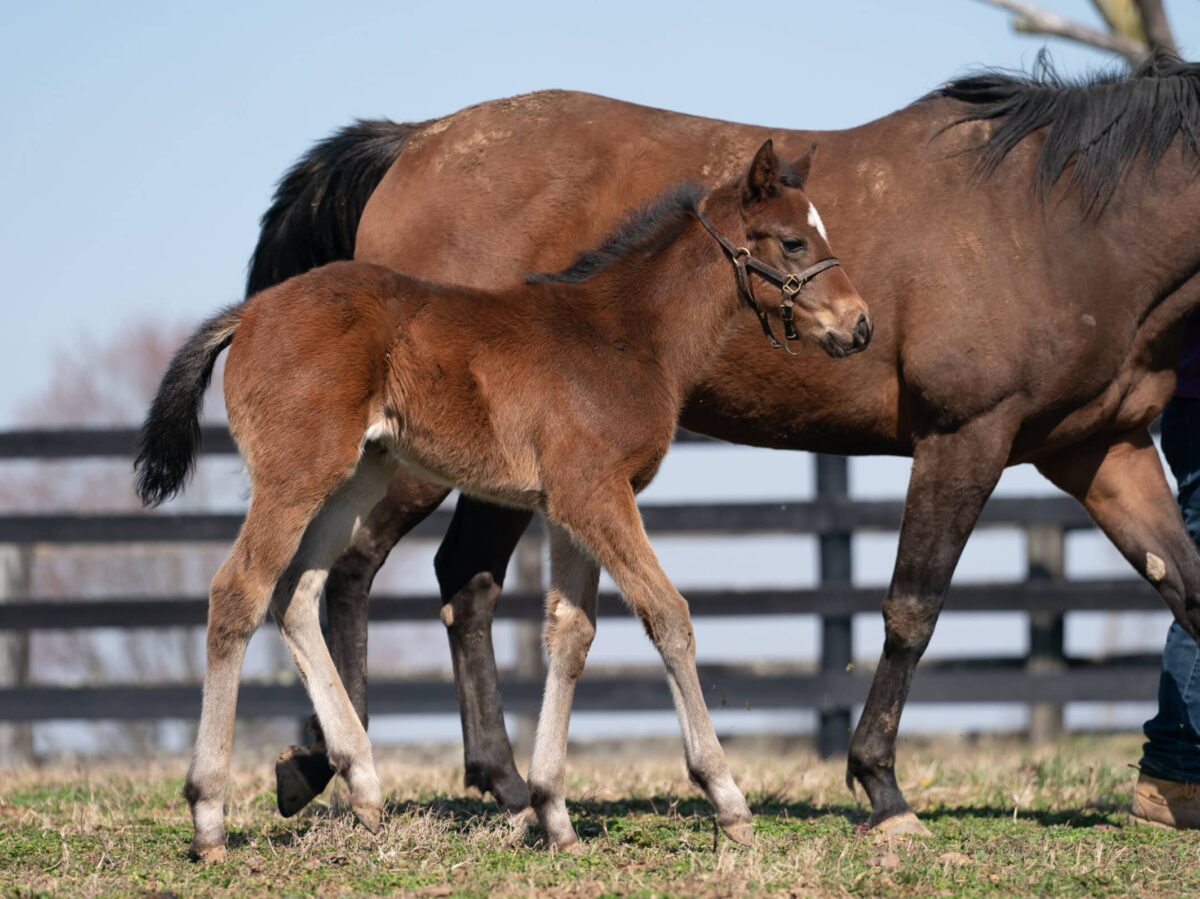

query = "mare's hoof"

[507,806,537,832]
[720,819,755,847]
[275,745,335,818]
[352,803,383,834]
[872,811,932,837]
[189,842,227,864]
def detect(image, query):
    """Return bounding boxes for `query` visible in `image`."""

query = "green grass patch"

[1,735,1198,896]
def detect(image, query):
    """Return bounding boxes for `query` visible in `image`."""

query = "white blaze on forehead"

[807,202,828,241]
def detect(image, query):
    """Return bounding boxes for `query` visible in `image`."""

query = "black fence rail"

[0,427,1167,756]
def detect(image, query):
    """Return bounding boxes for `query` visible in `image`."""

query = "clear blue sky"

[2,0,1198,426]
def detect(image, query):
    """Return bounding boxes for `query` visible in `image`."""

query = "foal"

[135,140,870,859]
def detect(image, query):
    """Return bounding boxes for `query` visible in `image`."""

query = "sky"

[4,0,1200,426]
[9,2,1200,749]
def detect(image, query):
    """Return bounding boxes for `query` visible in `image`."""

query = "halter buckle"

[780,273,803,296]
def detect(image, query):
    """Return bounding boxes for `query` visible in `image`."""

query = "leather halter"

[697,209,841,354]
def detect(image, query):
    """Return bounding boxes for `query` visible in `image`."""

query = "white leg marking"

[1147,552,1166,584]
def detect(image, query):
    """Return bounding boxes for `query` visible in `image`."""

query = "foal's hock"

[135,139,869,859]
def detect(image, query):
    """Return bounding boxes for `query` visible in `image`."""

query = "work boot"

[1131,772,1200,829]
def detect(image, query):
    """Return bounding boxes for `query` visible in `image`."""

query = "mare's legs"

[847,413,1015,832]
[549,481,753,844]
[1036,428,1200,640]
[275,470,450,817]
[526,525,600,849]
[434,496,534,812]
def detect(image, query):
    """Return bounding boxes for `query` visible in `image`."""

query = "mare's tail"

[134,306,242,507]
[245,118,424,295]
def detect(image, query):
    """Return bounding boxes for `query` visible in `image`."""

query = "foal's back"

[228,260,677,500]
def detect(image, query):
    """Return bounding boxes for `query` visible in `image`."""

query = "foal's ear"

[786,142,818,189]
[743,139,780,205]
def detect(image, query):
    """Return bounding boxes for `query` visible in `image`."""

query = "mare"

[250,53,1200,834]
[135,142,869,858]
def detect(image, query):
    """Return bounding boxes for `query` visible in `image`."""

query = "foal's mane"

[528,182,704,284]
[932,50,1200,215]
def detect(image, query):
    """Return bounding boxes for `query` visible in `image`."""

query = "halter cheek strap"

[696,209,841,355]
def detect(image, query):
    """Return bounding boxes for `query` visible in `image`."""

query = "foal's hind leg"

[186,494,321,861]
[269,449,398,833]
[549,483,753,845]
[847,414,1014,834]
[275,470,450,818]
[1036,428,1200,641]
[526,525,600,849]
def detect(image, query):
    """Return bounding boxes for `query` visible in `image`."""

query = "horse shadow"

[380,794,1127,844]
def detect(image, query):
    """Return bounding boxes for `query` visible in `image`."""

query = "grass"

[1,734,1199,897]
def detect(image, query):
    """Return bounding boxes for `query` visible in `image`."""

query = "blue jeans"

[1141,397,1200,783]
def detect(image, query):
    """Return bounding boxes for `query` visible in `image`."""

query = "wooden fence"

[0,427,1167,757]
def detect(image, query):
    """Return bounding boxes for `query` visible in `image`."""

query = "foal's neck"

[582,209,743,390]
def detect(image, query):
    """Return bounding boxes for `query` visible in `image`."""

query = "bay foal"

[135,141,870,859]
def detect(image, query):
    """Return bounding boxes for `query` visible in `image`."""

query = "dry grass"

[2,734,1199,897]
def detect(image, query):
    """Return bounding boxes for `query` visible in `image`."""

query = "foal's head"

[706,140,872,357]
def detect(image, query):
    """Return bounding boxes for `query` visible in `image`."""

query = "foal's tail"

[245,118,424,295]
[134,306,242,507]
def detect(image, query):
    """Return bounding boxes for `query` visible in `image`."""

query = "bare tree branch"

[974,0,1148,64]
[1133,0,1178,53]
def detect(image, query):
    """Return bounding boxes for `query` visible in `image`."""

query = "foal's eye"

[780,237,806,254]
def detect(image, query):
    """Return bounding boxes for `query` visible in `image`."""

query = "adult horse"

[250,53,1200,834]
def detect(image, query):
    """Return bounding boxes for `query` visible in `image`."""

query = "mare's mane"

[932,50,1200,215]
[528,182,704,284]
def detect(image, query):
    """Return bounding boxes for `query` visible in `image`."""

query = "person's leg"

[1136,398,1200,827]
[1140,621,1200,784]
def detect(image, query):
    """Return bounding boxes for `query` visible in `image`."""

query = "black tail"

[245,118,424,295]
[134,306,242,507]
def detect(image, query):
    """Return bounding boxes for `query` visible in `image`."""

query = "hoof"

[352,803,383,834]
[872,811,932,838]
[507,806,537,832]
[275,746,335,818]
[720,819,754,847]
[547,834,584,854]
[189,842,226,864]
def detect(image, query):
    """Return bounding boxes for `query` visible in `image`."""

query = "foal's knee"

[636,596,695,661]
[544,597,596,679]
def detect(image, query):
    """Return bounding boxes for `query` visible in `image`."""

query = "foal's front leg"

[550,483,753,845]
[526,525,600,849]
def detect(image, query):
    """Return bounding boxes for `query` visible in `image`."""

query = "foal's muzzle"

[822,313,873,358]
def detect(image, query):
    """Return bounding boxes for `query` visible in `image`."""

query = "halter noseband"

[696,209,841,355]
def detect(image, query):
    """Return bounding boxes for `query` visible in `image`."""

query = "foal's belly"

[364,416,547,511]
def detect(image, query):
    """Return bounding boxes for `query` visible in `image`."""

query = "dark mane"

[528,182,704,284]
[932,50,1200,215]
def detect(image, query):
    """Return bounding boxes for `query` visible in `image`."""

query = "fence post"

[1026,522,1066,745]
[816,455,853,759]
[0,545,33,764]
[511,519,546,759]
